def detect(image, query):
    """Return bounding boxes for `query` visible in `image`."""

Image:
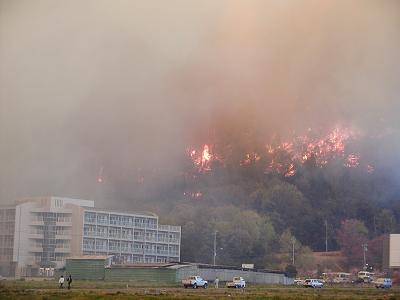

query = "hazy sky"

[1,0,399,205]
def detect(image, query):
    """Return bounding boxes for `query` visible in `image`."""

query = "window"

[145,256,155,263]
[121,228,133,240]
[96,239,108,251]
[54,199,63,208]
[133,242,144,253]
[121,241,132,253]
[84,212,96,223]
[135,218,145,228]
[110,215,121,225]
[57,213,71,223]
[145,231,156,241]
[157,257,167,263]
[133,255,143,263]
[134,230,144,240]
[96,226,107,238]
[97,213,109,225]
[148,219,157,229]
[108,227,121,239]
[109,240,120,251]
[121,216,133,227]
[84,224,96,236]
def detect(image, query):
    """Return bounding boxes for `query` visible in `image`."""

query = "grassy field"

[0,280,399,300]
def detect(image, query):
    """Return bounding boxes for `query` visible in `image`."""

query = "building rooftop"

[84,207,158,218]
[109,263,191,269]
[15,196,95,208]
[67,255,111,260]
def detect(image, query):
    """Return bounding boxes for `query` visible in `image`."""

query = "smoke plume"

[1,0,399,206]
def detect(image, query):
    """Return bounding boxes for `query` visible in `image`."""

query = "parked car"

[182,276,208,289]
[358,271,374,283]
[227,277,246,288]
[375,278,392,289]
[304,279,323,288]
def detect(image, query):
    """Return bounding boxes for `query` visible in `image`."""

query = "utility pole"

[325,219,328,252]
[362,243,368,269]
[213,231,217,266]
[291,237,296,265]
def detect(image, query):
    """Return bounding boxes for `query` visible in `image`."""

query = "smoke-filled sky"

[1,0,399,205]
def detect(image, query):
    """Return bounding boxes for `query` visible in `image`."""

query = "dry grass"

[0,281,399,299]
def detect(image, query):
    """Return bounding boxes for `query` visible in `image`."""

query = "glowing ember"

[97,166,104,183]
[188,144,213,172]
[267,145,274,154]
[241,152,261,165]
[201,144,211,168]
[344,154,360,168]
[285,163,296,177]
[184,191,203,199]
[367,164,375,173]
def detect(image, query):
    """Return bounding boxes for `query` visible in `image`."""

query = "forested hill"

[129,129,400,271]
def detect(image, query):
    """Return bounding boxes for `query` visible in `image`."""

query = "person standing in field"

[215,277,219,289]
[58,275,65,288]
[67,274,72,289]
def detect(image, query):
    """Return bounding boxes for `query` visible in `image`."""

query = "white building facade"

[82,209,180,264]
[0,197,181,276]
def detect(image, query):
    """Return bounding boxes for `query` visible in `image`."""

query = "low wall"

[65,259,105,280]
[177,265,293,285]
[65,260,293,285]
[105,268,176,284]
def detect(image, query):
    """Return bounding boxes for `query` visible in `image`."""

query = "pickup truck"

[227,277,246,288]
[182,276,208,288]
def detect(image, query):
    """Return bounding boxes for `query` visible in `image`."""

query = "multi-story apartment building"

[82,209,180,264]
[0,197,181,276]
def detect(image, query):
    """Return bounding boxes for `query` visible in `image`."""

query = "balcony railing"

[158,225,181,232]
[83,245,95,251]
[55,247,70,253]
[95,246,108,252]
[81,245,179,257]
[84,218,96,224]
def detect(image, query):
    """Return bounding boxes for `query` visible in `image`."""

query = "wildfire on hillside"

[188,127,373,177]
[188,144,221,172]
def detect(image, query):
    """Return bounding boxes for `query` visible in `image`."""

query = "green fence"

[65,259,106,280]
[105,268,177,284]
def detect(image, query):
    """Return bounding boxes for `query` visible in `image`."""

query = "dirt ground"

[1,280,400,299]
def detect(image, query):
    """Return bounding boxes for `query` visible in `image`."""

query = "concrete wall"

[0,262,16,277]
[69,205,84,257]
[177,266,293,285]
[13,202,33,276]
[389,234,400,268]
[64,262,293,285]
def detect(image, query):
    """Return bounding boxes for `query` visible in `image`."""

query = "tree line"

[138,155,399,272]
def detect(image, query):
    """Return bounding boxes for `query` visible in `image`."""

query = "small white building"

[383,234,400,272]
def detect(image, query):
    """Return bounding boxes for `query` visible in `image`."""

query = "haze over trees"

[151,149,398,272]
